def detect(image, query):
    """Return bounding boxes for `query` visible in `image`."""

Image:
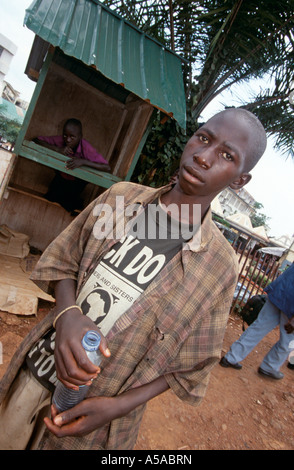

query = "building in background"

[218,187,256,218]
[0,34,27,143]
[0,33,17,96]
[2,80,28,111]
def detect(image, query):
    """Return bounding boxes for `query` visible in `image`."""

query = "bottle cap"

[82,330,101,351]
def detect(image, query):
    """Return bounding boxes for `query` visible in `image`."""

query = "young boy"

[0,108,267,450]
[34,118,110,212]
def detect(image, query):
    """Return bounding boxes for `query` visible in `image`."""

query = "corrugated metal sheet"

[0,98,26,124]
[24,0,186,128]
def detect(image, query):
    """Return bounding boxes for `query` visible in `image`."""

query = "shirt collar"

[125,184,214,254]
[184,206,213,253]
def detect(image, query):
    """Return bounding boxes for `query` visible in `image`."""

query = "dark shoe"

[287,362,294,370]
[258,367,284,380]
[219,356,242,369]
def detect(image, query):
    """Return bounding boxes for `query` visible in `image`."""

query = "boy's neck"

[160,185,211,225]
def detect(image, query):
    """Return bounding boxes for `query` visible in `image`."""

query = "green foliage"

[248,266,271,288]
[131,112,189,187]
[212,214,231,228]
[0,105,21,144]
[250,201,271,229]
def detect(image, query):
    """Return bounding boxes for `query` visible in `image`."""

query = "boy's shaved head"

[64,118,83,136]
[209,108,267,172]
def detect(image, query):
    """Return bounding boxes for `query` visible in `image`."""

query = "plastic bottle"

[52,330,102,413]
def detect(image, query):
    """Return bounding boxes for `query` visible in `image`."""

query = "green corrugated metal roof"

[24,0,186,128]
[0,98,26,124]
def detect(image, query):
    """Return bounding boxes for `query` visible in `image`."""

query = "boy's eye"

[221,151,234,161]
[198,135,209,143]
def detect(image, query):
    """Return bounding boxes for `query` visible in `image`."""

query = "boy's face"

[178,112,252,199]
[63,123,82,150]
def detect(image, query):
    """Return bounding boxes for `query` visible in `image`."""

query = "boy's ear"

[229,173,252,190]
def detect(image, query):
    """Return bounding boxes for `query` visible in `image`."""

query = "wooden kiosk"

[0,0,186,252]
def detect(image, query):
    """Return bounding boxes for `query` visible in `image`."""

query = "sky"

[0,0,36,102]
[1,0,294,239]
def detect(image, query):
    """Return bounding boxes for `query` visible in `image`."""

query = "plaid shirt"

[0,182,238,450]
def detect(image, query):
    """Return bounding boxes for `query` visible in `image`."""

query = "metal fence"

[230,241,281,315]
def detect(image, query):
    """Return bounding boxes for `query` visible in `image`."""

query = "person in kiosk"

[34,118,110,213]
[0,108,267,450]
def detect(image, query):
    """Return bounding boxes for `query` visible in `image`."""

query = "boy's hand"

[63,146,74,156]
[66,157,84,169]
[44,397,118,437]
[54,309,110,389]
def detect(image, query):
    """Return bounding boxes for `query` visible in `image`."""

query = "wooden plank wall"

[0,150,16,200]
[0,187,74,251]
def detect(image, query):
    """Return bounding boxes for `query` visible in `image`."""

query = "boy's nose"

[193,153,212,169]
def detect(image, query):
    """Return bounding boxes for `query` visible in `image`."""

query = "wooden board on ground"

[0,253,54,315]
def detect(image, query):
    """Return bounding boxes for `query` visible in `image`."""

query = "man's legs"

[260,311,294,374]
[223,299,280,366]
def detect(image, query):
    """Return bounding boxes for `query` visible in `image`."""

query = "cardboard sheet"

[0,253,54,315]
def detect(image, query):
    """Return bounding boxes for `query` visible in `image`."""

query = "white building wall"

[0,33,17,95]
[219,187,256,218]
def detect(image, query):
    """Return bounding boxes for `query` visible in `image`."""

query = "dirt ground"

[0,303,293,451]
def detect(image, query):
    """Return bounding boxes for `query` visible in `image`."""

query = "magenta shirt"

[38,135,108,180]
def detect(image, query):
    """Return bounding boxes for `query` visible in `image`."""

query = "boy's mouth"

[183,165,205,183]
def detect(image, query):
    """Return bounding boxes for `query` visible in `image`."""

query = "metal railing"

[230,241,281,314]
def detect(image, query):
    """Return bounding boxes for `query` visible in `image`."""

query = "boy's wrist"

[53,305,83,329]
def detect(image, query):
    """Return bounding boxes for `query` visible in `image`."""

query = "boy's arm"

[66,157,111,172]
[45,375,169,437]
[33,137,68,154]
[116,375,170,416]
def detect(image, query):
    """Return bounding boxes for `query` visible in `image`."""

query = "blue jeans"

[225,299,294,373]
